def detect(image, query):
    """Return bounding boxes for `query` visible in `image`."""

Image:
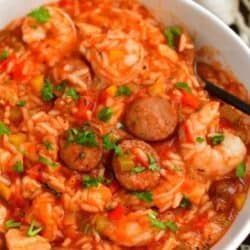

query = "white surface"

[0,0,249,249]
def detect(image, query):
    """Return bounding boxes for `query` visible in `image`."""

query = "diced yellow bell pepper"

[106,85,118,97]
[31,75,44,93]
[9,133,27,147]
[234,192,247,210]
[148,79,165,96]
[118,156,135,172]
[109,50,125,61]
[0,182,11,201]
[95,215,109,232]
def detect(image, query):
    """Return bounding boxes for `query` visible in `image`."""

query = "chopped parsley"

[82,175,104,188]
[42,141,53,151]
[98,107,113,122]
[16,100,27,107]
[164,26,182,49]
[38,155,57,168]
[56,80,68,92]
[147,212,178,232]
[132,191,152,204]
[65,87,79,101]
[175,82,192,92]
[0,50,9,61]
[148,154,160,172]
[102,133,122,156]
[115,86,131,97]
[0,122,10,136]
[67,128,97,147]
[196,136,205,143]
[13,161,24,173]
[41,79,54,102]
[131,166,146,174]
[27,220,43,237]
[236,162,246,178]
[179,197,192,208]
[28,7,51,24]
[5,219,21,229]
[209,133,225,145]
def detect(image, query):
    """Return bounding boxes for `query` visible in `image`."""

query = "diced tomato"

[0,54,16,72]
[108,205,124,220]
[11,184,26,207]
[58,0,70,7]
[182,91,200,109]
[26,164,43,182]
[98,91,109,106]
[108,180,120,194]
[75,97,95,121]
[183,122,194,143]
[12,62,25,81]
[193,214,208,230]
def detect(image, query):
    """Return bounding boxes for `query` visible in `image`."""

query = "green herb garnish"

[38,155,57,168]
[16,100,26,107]
[164,26,182,49]
[42,141,53,151]
[102,133,122,156]
[147,212,178,232]
[115,86,131,97]
[98,107,113,122]
[67,128,97,147]
[196,137,205,143]
[65,87,79,101]
[13,161,24,173]
[179,197,192,208]
[5,219,21,229]
[0,122,10,136]
[0,50,9,61]
[148,154,160,172]
[132,191,152,204]
[56,80,68,92]
[131,166,146,174]
[82,175,104,188]
[28,7,51,24]
[236,162,246,178]
[175,82,192,92]
[209,133,225,145]
[41,79,54,102]
[27,220,43,237]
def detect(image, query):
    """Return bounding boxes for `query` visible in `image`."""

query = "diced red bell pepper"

[11,184,26,207]
[75,97,95,121]
[182,91,200,109]
[26,164,43,182]
[12,62,25,81]
[58,0,70,7]
[108,205,124,220]
[0,54,16,72]
[108,180,120,194]
[183,122,194,143]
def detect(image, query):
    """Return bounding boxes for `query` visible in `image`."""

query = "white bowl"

[0,0,249,249]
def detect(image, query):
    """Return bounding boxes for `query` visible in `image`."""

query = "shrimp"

[98,210,159,247]
[80,30,144,85]
[179,101,247,178]
[22,7,76,66]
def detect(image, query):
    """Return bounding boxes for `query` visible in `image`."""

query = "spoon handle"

[204,79,250,115]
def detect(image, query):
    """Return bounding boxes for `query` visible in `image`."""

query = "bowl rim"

[180,1,250,249]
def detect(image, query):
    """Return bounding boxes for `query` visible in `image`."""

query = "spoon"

[195,62,250,115]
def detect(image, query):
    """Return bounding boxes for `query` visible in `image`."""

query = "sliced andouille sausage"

[59,126,103,172]
[112,140,160,191]
[125,96,178,141]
